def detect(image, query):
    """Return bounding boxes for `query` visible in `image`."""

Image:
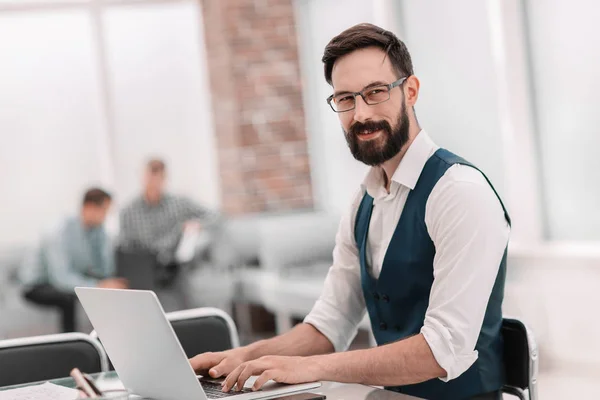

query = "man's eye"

[336,95,354,103]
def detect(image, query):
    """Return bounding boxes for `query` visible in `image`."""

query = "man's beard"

[344,103,410,166]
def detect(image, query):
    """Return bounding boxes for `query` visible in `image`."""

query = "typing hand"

[190,348,251,379]
[222,355,320,392]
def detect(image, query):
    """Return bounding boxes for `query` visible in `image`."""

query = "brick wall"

[200,0,313,214]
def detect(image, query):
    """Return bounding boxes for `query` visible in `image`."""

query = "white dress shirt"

[304,130,510,381]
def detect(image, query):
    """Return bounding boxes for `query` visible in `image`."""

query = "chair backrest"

[501,318,539,400]
[166,307,240,359]
[90,307,239,368]
[0,332,108,387]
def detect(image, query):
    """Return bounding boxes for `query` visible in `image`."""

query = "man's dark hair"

[322,23,414,85]
[147,158,166,175]
[83,188,112,206]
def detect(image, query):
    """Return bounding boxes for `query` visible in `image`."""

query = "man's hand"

[190,348,251,379]
[97,278,129,289]
[222,355,321,392]
[184,220,202,232]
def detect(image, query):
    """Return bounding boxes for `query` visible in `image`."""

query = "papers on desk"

[0,382,80,400]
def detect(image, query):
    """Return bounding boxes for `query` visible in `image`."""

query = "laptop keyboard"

[199,378,253,398]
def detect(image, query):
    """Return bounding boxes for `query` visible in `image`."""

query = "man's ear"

[404,75,420,107]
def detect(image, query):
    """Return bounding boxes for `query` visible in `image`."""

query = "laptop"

[75,288,321,400]
[115,249,158,290]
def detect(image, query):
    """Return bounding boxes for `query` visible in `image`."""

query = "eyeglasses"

[326,76,408,113]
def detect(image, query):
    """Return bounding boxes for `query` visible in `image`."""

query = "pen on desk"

[70,368,98,398]
[82,372,104,396]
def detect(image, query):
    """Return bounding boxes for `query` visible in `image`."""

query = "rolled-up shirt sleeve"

[421,165,510,381]
[304,191,367,352]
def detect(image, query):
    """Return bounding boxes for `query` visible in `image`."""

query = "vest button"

[394,325,401,331]
[373,293,380,300]
[380,322,387,330]
[382,294,390,302]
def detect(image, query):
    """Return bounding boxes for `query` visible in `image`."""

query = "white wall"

[102,1,220,209]
[0,9,110,247]
[526,0,600,240]
[506,242,600,369]
[0,0,219,247]
[400,0,506,195]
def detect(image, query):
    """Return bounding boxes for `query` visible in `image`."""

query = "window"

[0,0,218,246]
[525,0,600,240]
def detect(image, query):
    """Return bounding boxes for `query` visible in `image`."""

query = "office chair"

[90,307,239,369]
[0,332,108,387]
[501,318,539,400]
[166,307,240,358]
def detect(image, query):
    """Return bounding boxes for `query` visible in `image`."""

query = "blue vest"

[354,149,510,400]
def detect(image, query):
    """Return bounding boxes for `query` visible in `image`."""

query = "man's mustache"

[348,120,392,137]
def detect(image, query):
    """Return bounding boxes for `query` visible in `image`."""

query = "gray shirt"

[118,194,219,263]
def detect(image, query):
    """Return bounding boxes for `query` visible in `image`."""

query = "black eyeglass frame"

[326,76,408,113]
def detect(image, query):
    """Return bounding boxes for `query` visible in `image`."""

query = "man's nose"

[353,95,373,123]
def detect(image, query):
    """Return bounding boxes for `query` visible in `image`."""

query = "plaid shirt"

[118,194,219,263]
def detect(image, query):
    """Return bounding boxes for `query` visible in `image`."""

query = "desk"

[0,371,422,399]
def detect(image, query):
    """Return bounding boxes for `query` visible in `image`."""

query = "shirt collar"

[362,129,439,198]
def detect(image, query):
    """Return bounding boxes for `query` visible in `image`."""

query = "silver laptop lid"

[75,288,206,400]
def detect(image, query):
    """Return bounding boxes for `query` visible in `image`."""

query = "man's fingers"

[189,353,211,372]
[209,358,233,378]
[236,363,261,392]
[190,352,220,373]
[252,370,275,391]
[222,365,244,392]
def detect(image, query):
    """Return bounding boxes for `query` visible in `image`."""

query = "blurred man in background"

[118,159,220,289]
[20,188,128,332]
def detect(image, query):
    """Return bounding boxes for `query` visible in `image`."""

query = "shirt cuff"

[421,322,478,381]
[303,299,360,353]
